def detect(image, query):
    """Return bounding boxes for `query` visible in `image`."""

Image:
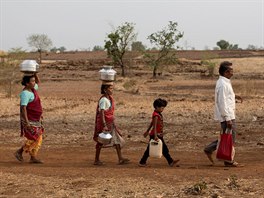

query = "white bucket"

[149,139,163,158]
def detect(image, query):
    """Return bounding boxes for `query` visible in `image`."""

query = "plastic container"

[20,60,39,73]
[149,139,163,158]
[98,132,112,145]
[99,65,116,81]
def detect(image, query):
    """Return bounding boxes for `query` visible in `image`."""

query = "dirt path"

[1,141,264,197]
[1,57,264,197]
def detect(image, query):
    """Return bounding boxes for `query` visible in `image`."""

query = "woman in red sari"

[93,83,129,165]
[14,73,44,164]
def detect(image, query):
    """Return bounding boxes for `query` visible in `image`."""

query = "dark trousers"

[139,135,173,165]
[204,120,236,164]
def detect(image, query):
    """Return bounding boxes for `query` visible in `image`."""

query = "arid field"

[0,53,263,197]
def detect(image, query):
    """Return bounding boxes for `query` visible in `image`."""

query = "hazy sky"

[1,0,263,51]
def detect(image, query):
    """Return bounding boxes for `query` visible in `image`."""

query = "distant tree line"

[50,46,67,53]
[6,22,263,78]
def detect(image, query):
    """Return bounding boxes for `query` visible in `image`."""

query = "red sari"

[93,95,115,143]
[20,88,44,141]
[93,95,126,149]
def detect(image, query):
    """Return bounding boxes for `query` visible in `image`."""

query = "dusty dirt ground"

[0,57,264,197]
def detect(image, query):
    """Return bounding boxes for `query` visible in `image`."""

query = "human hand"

[40,116,44,124]
[154,136,159,141]
[235,95,243,103]
[143,131,149,138]
[26,123,32,130]
[226,120,232,129]
[103,126,109,132]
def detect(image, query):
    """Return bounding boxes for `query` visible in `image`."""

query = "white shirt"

[99,97,111,110]
[214,76,236,122]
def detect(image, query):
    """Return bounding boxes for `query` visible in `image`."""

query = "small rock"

[211,193,219,198]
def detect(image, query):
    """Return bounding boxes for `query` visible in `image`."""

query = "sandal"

[225,161,243,167]
[118,158,130,165]
[94,161,104,166]
[138,163,148,167]
[29,158,43,164]
[14,151,23,162]
[169,159,180,167]
[204,152,215,165]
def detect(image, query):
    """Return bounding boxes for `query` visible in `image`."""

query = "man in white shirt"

[204,61,242,167]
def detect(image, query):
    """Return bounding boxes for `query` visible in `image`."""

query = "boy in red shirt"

[139,98,179,167]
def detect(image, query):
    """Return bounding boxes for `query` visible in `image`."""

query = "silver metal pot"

[99,65,116,81]
[98,132,112,145]
[100,73,116,81]
[20,60,39,73]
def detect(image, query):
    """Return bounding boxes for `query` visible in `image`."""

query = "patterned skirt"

[21,120,44,156]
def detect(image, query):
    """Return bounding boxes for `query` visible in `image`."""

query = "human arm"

[21,106,31,129]
[100,109,109,131]
[143,121,153,137]
[98,97,110,131]
[152,116,158,141]
[40,115,44,124]
[218,86,233,128]
[34,73,40,85]
[218,86,231,119]
[20,92,31,129]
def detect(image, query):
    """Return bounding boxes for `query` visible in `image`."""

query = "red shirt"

[149,111,163,136]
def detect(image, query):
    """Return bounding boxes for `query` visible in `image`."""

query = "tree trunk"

[38,49,42,64]
[121,65,125,77]
[153,66,157,78]
[120,58,125,77]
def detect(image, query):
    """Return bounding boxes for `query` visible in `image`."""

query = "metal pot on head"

[99,65,116,81]
[20,60,39,73]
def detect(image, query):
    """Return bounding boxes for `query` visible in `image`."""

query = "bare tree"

[27,34,52,63]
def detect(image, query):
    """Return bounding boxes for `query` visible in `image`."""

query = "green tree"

[131,41,145,51]
[104,22,137,77]
[247,45,258,50]
[144,21,183,77]
[216,40,230,50]
[27,34,52,63]
[51,46,66,53]
[50,47,57,52]
[216,40,239,50]
[58,46,66,52]
[228,44,239,50]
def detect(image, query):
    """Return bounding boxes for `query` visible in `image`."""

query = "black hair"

[219,61,233,76]
[21,75,34,86]
[101,84,112,94]
[153,98,168,109]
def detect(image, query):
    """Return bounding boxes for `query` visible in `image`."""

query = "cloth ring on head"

[102,81,114,85]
